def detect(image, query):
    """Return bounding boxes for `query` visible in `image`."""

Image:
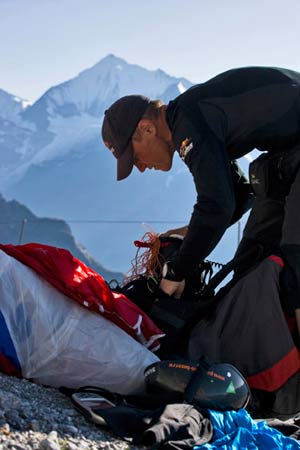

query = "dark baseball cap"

[101,95,151,180]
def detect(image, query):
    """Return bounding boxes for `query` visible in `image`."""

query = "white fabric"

[0,250,159,394]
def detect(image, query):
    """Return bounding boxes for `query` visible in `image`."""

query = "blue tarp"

[195,409,300,450]
[0,310,21,371]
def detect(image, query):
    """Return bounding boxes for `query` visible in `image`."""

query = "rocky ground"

[0,373,142,450]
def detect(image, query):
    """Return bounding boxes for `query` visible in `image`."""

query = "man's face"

[132,120,174,173]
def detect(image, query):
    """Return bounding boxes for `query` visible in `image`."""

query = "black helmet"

[144,357,250,411]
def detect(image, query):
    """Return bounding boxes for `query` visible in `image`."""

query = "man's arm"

[159,135,236,297]
[170,130,236,279]
[159,102,236,297]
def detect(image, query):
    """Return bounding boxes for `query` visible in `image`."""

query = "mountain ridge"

[0,54,193,191]
[0,193,123,281]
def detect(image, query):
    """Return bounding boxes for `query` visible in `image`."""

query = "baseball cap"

[101,95,151,180]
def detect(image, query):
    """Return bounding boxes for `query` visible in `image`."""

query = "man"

[101,66,300,323]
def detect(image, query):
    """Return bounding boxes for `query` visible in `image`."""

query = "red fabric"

[0,353,22,377]
[245,256,300,391]
[0,243,164,351]
[247,347,300,391]
[268,255,284,267]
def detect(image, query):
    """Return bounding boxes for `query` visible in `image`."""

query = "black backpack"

[115,236,265,359]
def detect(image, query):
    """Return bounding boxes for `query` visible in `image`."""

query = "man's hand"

[159,225,188,238]
[159,278,185,299]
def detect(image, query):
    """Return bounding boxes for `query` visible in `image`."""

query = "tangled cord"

[123,231,162,285]
[122,231,225,286]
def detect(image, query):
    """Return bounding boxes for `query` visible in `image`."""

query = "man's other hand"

[159,225,188,238]
[159,278,185,299]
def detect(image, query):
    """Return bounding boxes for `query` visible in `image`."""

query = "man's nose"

[135,162,147,172]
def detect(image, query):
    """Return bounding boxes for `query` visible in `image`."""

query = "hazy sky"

[1,0,300,102]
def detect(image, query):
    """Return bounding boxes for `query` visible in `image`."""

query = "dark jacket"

[166,66,300,276]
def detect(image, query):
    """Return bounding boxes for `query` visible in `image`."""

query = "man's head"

[102,95,174,180]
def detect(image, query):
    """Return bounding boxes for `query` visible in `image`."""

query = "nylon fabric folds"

[0,243,164,351]
[196,409,300,449]
[188,257,300,392]
[0,249,159,393]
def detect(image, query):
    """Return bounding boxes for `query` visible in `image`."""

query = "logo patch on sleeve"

[179,138,193,161]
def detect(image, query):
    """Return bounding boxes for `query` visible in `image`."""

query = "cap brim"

[117,140,134,181]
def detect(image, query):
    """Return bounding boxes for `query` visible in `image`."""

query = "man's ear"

[137,119,156,137]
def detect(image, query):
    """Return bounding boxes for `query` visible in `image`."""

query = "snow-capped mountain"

[24,54,191,130]
[0,55,193,191]
[0,55,243,273]
[21,54,192,166]
[0,90,34,180]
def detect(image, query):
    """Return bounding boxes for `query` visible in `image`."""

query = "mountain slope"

[0,89,30,121]
[0,194,123,281]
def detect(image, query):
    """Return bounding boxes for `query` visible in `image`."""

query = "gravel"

[0,373,143,450]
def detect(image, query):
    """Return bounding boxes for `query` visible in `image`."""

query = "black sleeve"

[169,111,236,278]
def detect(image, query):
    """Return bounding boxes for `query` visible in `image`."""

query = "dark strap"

[183,356,210,404]
[197,243,265,300]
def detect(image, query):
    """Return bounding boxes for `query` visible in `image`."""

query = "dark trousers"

[235,145,300,312]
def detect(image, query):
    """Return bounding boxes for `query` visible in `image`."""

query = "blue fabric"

[195,409,300,449]
[0,310,21,371]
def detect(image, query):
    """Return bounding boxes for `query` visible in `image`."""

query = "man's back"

[168,66,300,158]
